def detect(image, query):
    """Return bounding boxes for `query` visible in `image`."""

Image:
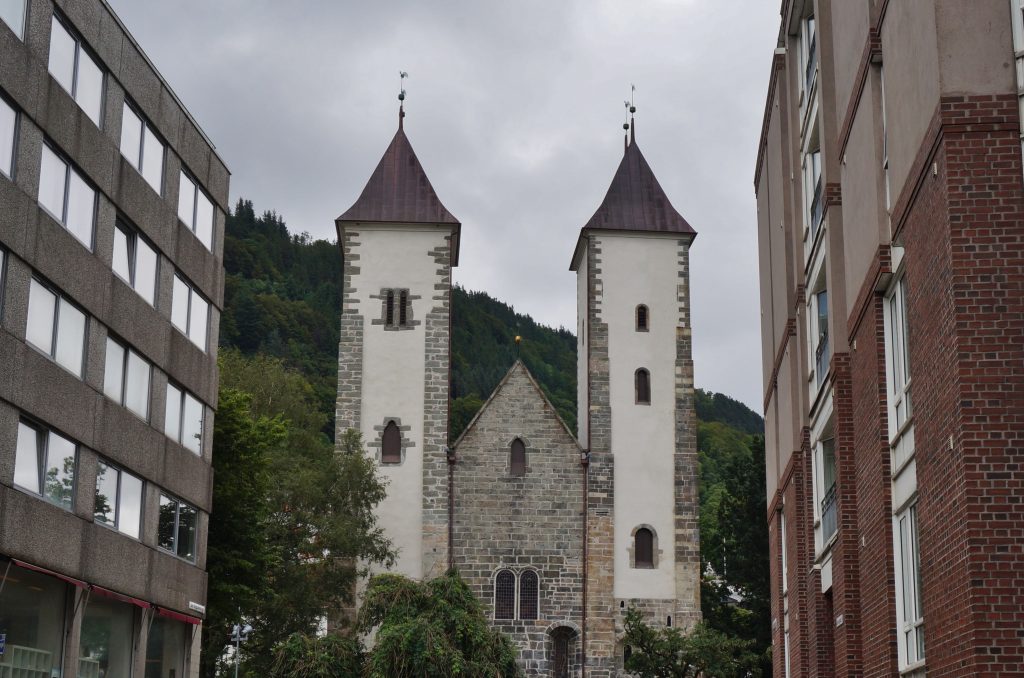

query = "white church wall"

[597,232,681,600]
[352,224,450,580]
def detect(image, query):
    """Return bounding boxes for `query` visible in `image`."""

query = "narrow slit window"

[635,368,651,404]
[510,438,526,477]
[519,570,538,620]
[636,304,649,331]
[635,527,654,568]
[494,570,515,620]
[381,420,401,464]
[385,290,395,326]
[399,290,408,326]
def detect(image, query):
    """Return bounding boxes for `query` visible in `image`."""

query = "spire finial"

[629,83,636,145]
[398,71,408,129]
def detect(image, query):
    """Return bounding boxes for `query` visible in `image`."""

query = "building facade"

[755,1,1024,677]
[0,1,228,676]
[335,113,701,676]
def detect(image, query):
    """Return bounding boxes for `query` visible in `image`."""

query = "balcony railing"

[815,331,830,388]
[805,33,818,93]
[810,178,823,241]
[821,482,837,541]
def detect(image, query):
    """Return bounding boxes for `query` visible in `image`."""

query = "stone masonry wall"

[335,228,363,435]
[452,362,585,676]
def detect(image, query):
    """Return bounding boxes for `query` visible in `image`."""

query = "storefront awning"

[91,584,152,609]
[12,559,87,588]
[156,606,202,625]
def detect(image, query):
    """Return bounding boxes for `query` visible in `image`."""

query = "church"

[334,103,700,677]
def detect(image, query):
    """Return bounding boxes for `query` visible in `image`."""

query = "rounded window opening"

[634,527,654,568]
[381,420,401,464]
[636,304,649,331]
[494,570,515,620]
[635,368,651,404]
[510,438,526,477]
[519,570,539,620]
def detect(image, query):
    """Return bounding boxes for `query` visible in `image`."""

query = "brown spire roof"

[337,124,460,227]
[580,137,695,236]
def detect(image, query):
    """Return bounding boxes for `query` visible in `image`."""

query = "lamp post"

[230,623,252,678]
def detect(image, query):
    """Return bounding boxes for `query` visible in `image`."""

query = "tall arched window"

[494,570,515,620]
[635,368,651,404]
[635,527,654,568]
[510,438,526,476]
[381,420,401,464]
[385,290,395,326]
[399,290,408,326]
[519,570,539,620]
[636,304,649,331]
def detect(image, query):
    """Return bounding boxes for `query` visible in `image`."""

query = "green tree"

[358,570,522,677]
[622,608,762,678]
[269,634,364,678]
[200,388,282,678]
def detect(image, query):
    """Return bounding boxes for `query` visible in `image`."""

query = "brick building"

[755,1,1024,677]
[0,0,228,676]
[335,109,700,676]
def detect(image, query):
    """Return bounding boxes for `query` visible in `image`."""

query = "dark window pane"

[519,570,538,620]
[636,304,648,331]
[385,290,395,326]
[94,462,117,525]
[177,503,197,561]
[382,421,401,464]
[399,290,408,326]
[635,528,654,567]
[494,570,515,620]
[510,438,526,476]
[158,495,176,552]
[636,369,650,404]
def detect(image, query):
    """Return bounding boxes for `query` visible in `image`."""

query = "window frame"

[635,368,651,405]
[510,437,527,477]
[103,335,151,420]
[119,99,165,194]
[157,492,198,563]
[381,419,402,464]
[635,304,649,332]
[0,90,17,180]
[518,569,539,621]
[48,12,105,127]
[164,382,204,455]
[0,0,27,39]
[14,418,78,510]
[493,569,516,621]
[171,272,209,351]
[893,501,925,669]
[884,261,914,471]
[176,169,214,251]
[26,276,89,378]
[94,459,144,540]
[112,219,159,306]
[38,142,97,250]
[634,527,655,568]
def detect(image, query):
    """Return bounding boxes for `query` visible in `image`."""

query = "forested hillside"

[218,200,771,673]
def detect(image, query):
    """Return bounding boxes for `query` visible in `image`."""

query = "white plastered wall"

[353,224,449,580]
[599,232,681,599]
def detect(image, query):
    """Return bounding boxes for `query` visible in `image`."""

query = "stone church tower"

[336,110,699,676]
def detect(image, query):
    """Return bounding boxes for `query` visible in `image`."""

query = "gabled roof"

[582,136,695,235]
[452,360,581,452]
[337,123,460,227]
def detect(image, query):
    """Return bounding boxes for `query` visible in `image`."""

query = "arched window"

[519,570,539,620]
[381,420,401,464]
[635,368,651,404]
[494,570,515,620]
[385,290,395,326]
[510,438,526,476]
[636,304,649,331]
[399,290,408,326]
[635,527,654,568]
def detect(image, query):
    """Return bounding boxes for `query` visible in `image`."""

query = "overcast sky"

[108,0,780,412]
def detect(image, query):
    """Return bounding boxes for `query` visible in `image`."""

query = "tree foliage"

[358,570,522,678]
[622,608,762,678]
[270,634,364,678]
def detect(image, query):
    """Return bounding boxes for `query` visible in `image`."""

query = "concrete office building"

[755,1,1024,676]
[0,0,228,676]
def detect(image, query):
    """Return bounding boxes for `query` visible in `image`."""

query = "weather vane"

[399,71,408,102]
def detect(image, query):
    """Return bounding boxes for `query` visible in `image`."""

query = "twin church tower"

[334,104,700,677]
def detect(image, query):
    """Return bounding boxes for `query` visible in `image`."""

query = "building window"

[634,527,654,568]
[0,0,26,39]
[80,595,136,677]
[635,304,649,331]
[380,288,413,329]
[165,383,204,455]
[27,278,88,378]
[385,290,395,325]
[807,263,829,389]
[1011,0,1024,162]
[48,14,104,126]
[103,337,151,420]
[510,438,526,476]
[381,420,401,464]
[177,170,214,250]
[819,437,837,542]
[399,290,408,326]
[494,570,515,620]
[886,273,913,450]
[780,510,789,594]
[14,420,77,510]
[895,503,925,667]
[171,273,209,351]
[635,368,650,404]
[801,14,817,95]
[38,144,97,250]
[0,566,68,676]
[120,101,164,193]
[112,221,158,306]
[0,94,15,178]
[880,66,892,212]
[519,570,539,620]
[94,461,143,539]
[158,493,198,562]
[145,615,188,677]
